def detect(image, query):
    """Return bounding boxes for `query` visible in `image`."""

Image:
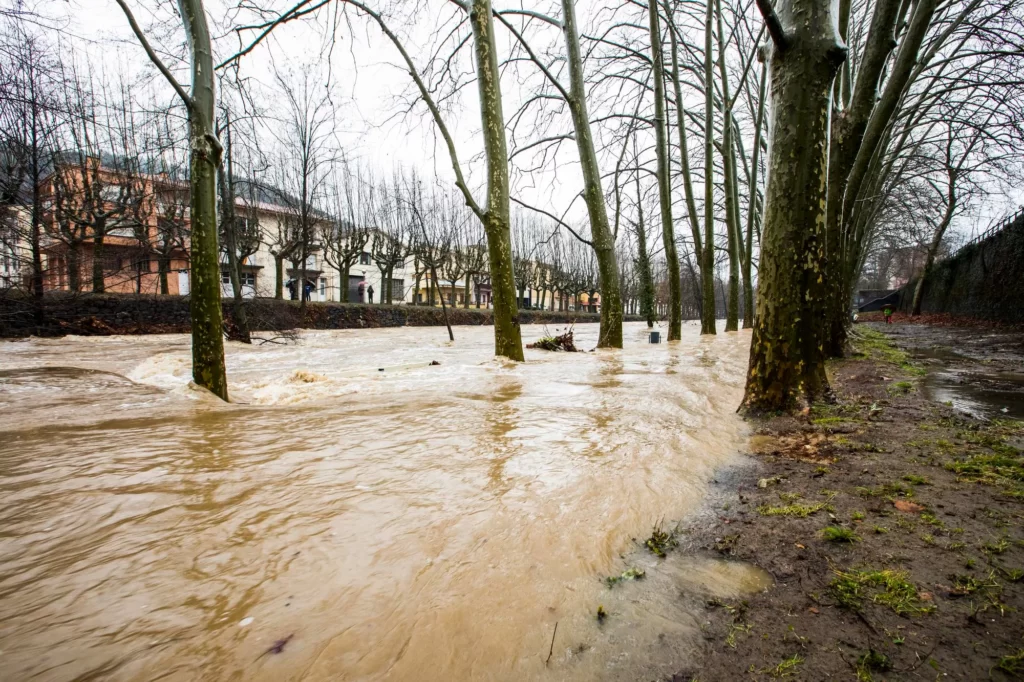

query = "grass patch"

[856,649,892,681]
[644,526,676,558]
[763,654,804,678]
[850,328,926,376]
[902,474,930,485]
[758,494,835,518]
[821,526,860,543]
[994,649,1024,677]
[813,416,863,426]
[888,381,914,395]
[829,568,935,616]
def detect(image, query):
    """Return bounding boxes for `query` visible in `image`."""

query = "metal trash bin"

[649,331,661,344]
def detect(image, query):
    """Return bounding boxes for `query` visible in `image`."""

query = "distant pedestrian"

[303,281,313,301]
[883,304,893,325]
[358,280,367,303]
[367,285,374,304]
[286,279,297,300]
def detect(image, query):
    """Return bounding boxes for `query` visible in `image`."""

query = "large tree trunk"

[742,0,845,412]
[561,0,622,348]
[274,255,284,299]
[181,0,228,400]
[700,1,717,335]
[648,0,681,340]
[470,0,524,361]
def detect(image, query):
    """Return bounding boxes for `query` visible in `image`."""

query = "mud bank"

[0,292,635,339]
[671,321,1024,681]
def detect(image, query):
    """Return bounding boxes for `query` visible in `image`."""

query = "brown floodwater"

[0,322,764,681]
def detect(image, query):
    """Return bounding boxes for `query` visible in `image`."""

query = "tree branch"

[114,0,192,109]
[754,0,789,51]
[510,196,594,247]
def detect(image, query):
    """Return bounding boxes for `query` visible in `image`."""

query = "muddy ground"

[671,318,1024,681]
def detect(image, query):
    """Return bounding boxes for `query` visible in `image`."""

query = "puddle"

[921,368,1024,420]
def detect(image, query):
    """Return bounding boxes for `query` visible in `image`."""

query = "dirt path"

[673,321,1024,681]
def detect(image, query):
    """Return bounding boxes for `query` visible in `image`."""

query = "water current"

[0,321,763,681]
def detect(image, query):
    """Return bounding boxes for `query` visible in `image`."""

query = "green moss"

[821,526,860,543]
[902,474,930,485]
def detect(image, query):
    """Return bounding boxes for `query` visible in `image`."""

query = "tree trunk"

[468,0,524,361]
[68,245,82,293]
[742,0,845,412]
[700,0,717,335]
[92,218,106,293]
[275,255,284,299]
[742,61,767,329]
[560,0,622,348]
[912,186,956,316]
[634,168,656,328]
[180,0,228,400]
[716,0,740,332]
[648,0,681,340]
[158,253,170,295]
[824,0,935,355]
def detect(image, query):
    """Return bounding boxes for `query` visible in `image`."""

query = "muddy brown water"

[0,322,767,681]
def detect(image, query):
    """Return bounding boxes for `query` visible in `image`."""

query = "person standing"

[883,304,893,325]
[367,285,375,304]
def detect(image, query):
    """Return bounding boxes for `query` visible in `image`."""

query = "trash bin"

[649,331,661,344]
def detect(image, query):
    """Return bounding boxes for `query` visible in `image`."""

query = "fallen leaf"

[795,543,806,549]
[808,607,819,614]
[918,592,933,601]
[894,500,924,513]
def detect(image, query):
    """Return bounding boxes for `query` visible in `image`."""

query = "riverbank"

[674,322,1024,680]
[0,291,629,338]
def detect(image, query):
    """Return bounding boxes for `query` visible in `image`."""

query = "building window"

[221,270,231,284]
[319,277,326,297]
[389,278,404,301]
[359,251,371,265]
[242,272,256,287]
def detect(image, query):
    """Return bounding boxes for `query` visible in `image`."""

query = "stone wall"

[0,292,620,338]
[898,212,1024,324]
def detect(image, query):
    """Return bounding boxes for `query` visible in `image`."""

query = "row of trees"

[4,0,1020,406]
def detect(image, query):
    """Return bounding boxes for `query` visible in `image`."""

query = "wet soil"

[675,321,1024,681]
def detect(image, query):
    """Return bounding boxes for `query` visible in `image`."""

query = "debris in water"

[605,567,646,588]
[645,525,676,558]
[239,617,254,627]
[290,370,326,383]
[378,368,384,372]
[596,605,607,622]
[256,634,294,660]
[430,360,441,366]
[527,331,579,352]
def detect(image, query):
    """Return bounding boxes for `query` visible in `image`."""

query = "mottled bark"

[648,0,681,340]
[560,0,622,348]
[180,0,228,399]
[67,246,82,293]
[470,0,524,361]
[158,255,170,295]
[742,0,845,412]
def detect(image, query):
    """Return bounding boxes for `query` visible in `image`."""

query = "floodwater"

[0,322,763,681]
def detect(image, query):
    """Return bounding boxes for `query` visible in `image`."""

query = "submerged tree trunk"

[560,0,622,348]
[219,114,251,344]
[470,0,524,361]
[716,0,739,332]
[742,0,845,412]
[180,0,228,399]
[648,0,681,340]
[700,0,717,335]
[634,172,656,328]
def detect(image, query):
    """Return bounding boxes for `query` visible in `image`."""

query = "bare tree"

[116,0,228,400]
